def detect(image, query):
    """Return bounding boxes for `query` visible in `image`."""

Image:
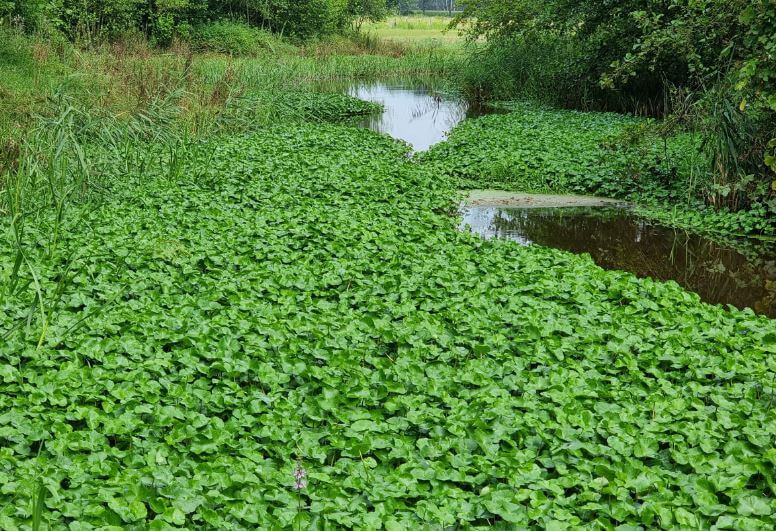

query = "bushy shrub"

[0,0,46,30]
[193,20,292,55]
[458,33,594,107]
[273,0,350,38]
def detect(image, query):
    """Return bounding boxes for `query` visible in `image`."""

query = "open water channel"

[348,80,775,316]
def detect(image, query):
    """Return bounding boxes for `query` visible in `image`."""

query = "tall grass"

[457,34,593,106]
[1,24,457,138]
[1,29,459,342]
[1,87,186,344]
[654,81,776,215]
[699,85,769,211]
[372,16,453,31]
[219,47,457,86]
[458,33,669,115]
[361,15,464,45]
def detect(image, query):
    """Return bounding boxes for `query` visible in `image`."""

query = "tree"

[348,0,388,31]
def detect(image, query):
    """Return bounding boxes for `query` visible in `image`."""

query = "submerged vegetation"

[1,0,775,528]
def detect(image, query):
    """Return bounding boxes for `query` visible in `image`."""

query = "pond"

[347,81,489,151]
[461,202,776,317]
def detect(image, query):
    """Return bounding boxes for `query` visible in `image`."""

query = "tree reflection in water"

[347,82,492,151]
[461,206,776,317]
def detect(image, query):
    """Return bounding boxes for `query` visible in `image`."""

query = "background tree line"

[0,0,397,41]
[387,1,459,15]
[0,0,461,47]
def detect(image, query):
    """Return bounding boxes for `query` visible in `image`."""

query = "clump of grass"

[193,20,296,56]
[0,27,68,142]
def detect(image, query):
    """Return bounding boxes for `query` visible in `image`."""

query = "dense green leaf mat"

[2,125,775,528]
[417,104,693,199]
[417,104,775,238]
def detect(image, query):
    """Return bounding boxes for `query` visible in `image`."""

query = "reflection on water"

[348,83,487,151]
[461,206,776,316]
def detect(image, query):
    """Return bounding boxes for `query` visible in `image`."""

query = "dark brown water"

[348,82,491,151]
[461,206,776,316]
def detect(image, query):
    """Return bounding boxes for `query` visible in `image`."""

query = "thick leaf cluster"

[1,124,775,528]
[418,102,688,198]
[418,104,775,237]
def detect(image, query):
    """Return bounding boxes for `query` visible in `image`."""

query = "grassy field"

[2,24,776,530]
[362,16,465,46]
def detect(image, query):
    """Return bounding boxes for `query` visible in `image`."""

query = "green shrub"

[458,34,589,104]
[193,21,294,55]
[0,0,46,30]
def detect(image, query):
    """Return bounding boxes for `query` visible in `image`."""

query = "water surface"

[348,82,488,150]
[461,205,776,316]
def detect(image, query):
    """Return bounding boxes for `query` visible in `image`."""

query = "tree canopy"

[0,0,391,41]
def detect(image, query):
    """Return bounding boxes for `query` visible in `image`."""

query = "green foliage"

[193,20,292,55]
[635,203,776,240]
[211,0,349,36]
[215,91,382,130]
[601,0,746,89]
[456,0,748,97]
[1,0,390,42]
[2,117,775,528]
[419,103,657,195]
[0,0,47,29]
[454,0,775,219]
[696,84,774,211]
[6,0,207,43]
[348,0,388,31]
[0,27,71,143]
[419,103,775,237]
[737,0,776,173]
[253,0,351,38]
[456,32,596,106]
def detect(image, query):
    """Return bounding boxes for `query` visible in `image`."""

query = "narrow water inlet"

[346,81,491,151]
[460,201,776,317]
